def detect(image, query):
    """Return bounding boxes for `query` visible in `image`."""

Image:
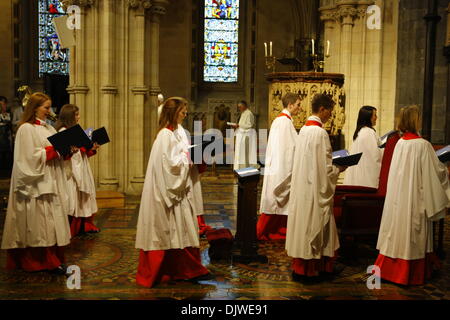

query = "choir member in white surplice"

[286,94,346,279]
[174,124,212,236]
[135,97,210,288]
[374,105,450,285]
[257,93,301,240]
[55,104,100,237]
[230,101,257,170]
[1,93,71,275]
[343,106,383,188]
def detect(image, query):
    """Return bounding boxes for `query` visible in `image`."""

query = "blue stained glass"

[204,0,239,82]
[38,0,69,77]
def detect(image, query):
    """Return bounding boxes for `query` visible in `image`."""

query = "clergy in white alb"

[257,93,301,240]
[1,93,71,273]
[232,101,257,171]
[286,94,345,278]
[343,106,383,188]
[135,97,209,288]
[374,105,450,285]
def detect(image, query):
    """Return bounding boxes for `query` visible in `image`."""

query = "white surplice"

[259,110,297,216]
[135,128,199,251]
[58,127,97,218]
[174,125,204,217]
[1,121,71,249]
[285,116,340,259]
[343,127,383,188]
[376,137,450,260]
[233,108,257,170]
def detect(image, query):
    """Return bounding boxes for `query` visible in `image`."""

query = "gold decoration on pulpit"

[17,85,57,122]
[266,73,345,136]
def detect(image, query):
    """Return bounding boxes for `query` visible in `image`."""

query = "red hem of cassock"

[136,247,209,288]
[292,255,337,277]
[69,216,100,236]
[374,253,441,285]
[256,213,287,240]
[197,216,212,236]
[6,246,65,272]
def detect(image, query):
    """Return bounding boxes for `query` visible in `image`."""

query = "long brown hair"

[157,97,188,133]
[397,105,421,134]
[55,104,79,131]
[19,92,51,127]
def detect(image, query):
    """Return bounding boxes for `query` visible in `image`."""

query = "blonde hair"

[397,105,421,134]
[157,97,188,134]
[19,92,51,127]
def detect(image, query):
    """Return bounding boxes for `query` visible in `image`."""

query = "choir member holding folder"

[286,94,346,280]
[343,106,383,188]
[55,104,100,236]
[1,93,71,275]
[257,93,301,241]
[135,97,210,288]
[374,105,450,285]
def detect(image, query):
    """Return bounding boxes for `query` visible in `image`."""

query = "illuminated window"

[38,0,69,77]
[204,0,239,82]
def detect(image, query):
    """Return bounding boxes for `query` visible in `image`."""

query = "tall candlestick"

[326,40,330,56]
[270,41,273,56]
[264,42,267,57]
[311,39,315,55]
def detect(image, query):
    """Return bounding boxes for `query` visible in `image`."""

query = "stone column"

[98,0,119,191]
[63,0,92,125]
[128,0,150,194]
[144,0,168,162]
[445,3,450,144]
[319,6,337,72]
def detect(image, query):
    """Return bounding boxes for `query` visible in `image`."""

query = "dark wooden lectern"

[233,167,268,264]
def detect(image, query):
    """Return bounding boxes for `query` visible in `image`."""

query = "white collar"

[308,115,323,124]
[282,109,291,117]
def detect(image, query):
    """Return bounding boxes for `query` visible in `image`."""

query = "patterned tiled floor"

[0,167,449,300]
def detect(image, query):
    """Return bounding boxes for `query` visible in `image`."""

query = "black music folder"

[436,145,450,163]
[379,130,397,148]
[91,127,110,145]
[332,149,363,167]
[47,124,93,156]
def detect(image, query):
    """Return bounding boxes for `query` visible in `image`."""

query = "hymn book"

[47,124,93,156]
[379,130,397,148]
[436,145,450,163]
[332,150,363,167]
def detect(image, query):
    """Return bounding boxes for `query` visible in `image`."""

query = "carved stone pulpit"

[266,72,346,149]
[233,167,268,264]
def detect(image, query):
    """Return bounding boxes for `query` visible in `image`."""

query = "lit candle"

[311,39,315,55]
[270,41,273,56]
[264,42,267,57]
[326,40,330,56]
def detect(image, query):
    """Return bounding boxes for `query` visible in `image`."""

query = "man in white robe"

[257,92,301,240]
[374,105,450,285]
[286,93,346,279]
[231,101,257,170]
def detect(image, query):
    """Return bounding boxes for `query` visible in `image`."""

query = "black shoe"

[291,272,322,284]
[49,264,67,276]
[188,273,215,282]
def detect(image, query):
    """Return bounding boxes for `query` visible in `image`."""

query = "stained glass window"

[204,0,239,82]
[38,0,69,77]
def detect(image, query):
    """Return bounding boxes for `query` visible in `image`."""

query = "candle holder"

[311,53,330,72]
[265,55,276,73]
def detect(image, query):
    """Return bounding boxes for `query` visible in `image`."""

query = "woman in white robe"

[231,101,257,170]
[343,106,383,188]
[55,104,100,237]
[374,105,450,285]
[135,97,210,288]
[286,94,346,279]
[1,92,71,274]
[257,93,301,240]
